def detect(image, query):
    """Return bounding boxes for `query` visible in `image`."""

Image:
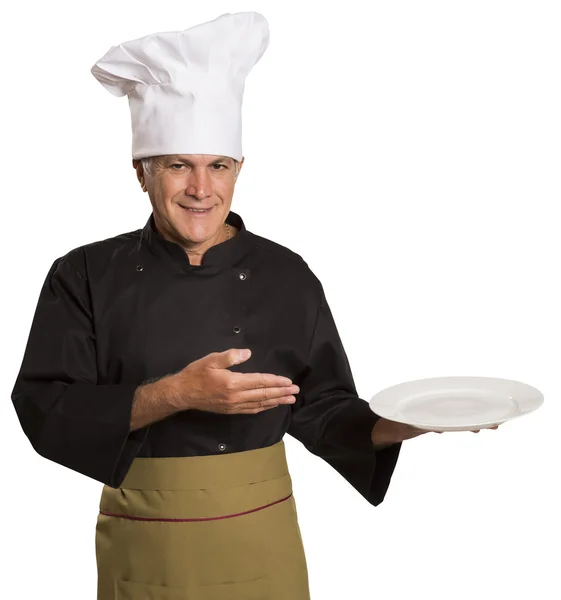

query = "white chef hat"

[90,12,269,160]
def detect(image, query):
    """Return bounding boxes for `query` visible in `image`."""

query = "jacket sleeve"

[288,284,401,506]
[11,254,150,488]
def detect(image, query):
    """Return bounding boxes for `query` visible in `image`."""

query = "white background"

[1,1,559,598]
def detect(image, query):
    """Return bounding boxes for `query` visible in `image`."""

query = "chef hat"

[90,12,269,160]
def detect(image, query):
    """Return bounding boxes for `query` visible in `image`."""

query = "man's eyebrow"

[169,156,234,165]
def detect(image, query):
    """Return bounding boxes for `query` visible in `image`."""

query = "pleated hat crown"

[90,12,269,160]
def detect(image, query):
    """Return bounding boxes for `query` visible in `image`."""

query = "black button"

[239,272,247,280]
[218,443,227,452]
[136,265,143,272]
[233,327,241,334]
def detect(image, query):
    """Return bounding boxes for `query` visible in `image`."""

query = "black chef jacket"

[11,210,401,506]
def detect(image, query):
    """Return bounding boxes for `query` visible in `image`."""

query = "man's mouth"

[179,205,214,214]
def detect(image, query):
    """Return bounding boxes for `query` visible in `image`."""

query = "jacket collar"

[140,209,255,270]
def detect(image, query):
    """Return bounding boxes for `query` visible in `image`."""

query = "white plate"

[369,376,544,432]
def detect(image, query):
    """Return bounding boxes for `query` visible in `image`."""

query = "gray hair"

[141,157,240,178]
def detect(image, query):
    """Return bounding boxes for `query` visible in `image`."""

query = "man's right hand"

[170,348,299,414]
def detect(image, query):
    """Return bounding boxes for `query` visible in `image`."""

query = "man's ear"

[132,159,144,184]
[132,158,147,192]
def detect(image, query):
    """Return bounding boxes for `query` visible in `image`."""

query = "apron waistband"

[118,440,288,491]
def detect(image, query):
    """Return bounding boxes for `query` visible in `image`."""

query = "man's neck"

[185,224,238,266]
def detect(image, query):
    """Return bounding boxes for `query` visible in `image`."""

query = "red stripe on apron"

[99,491,293,522]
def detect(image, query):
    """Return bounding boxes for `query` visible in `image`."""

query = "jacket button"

[233,327,241,334]
[239,272,247,280]
[136,265,143,272]
[218,443,227,452]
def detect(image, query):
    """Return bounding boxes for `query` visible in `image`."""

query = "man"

[10,11,439,599]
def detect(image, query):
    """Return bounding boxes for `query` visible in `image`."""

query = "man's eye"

[171,164,185,170]
[212,164,226,170]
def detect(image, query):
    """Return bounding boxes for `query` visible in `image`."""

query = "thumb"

[208,348,251,369]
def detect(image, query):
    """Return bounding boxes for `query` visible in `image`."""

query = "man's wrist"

[158,373,186,412]
[130,374,185,431]
[371,417,396,449]
[372,441,395,450]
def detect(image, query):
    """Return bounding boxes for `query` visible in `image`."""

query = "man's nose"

[185,168,211,198]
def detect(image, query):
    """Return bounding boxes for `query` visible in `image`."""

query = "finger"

[234,395,295,413]
[472,430,480,433]
[243,395,296,409]
[237,385,299,404]
[236,372,293,390]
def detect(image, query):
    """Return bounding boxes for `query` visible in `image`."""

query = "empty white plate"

[369,376,544,432]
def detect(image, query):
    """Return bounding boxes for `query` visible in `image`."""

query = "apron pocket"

[115,577,270,599]
[115,579,188,600]
[198,577,271,599]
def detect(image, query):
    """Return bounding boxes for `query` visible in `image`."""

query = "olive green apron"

[95,440,311,599]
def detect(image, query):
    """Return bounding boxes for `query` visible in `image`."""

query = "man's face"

[135,154,243,247]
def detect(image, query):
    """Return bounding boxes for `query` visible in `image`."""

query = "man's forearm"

[130,375,184,431]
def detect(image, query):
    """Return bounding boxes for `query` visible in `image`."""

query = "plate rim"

[369,376,544,428]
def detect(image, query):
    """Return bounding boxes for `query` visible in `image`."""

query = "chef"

[10,11,439,600]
